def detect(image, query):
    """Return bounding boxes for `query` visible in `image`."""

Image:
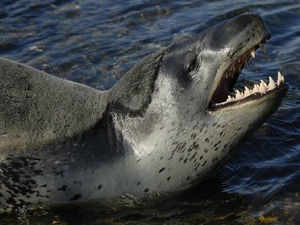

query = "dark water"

[1,0,300,224]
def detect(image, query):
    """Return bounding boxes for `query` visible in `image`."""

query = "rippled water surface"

[1,0,300,224]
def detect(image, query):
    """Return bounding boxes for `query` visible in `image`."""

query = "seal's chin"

[208,38,286,111]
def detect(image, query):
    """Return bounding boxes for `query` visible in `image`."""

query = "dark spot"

[70,194,82,201]
[199,126,205,133]
[191,133,197,139]
[58,185,68,191]
[144,188,149,193]
[172,141,179,146]
[98,185,103,190]
[192,142,199,149]
[204,149,208,153]
[214,140,222,147]
[159,168,165,173]
[189,152,197,161]
[73,180,82,186]
[137,182,141,186]
[184,158,188,164]
[167,176,171,181]
[214,147,219,151]
[219,131,224,137]
[186,176,190,181]
[187,142,199,152]
[168,151,176,160]
[54,170,64,177]
[199,155,203,160]
[201,160,207,167]
[204,138,209,143]
[175,142,186,153]
[160,156,164,160]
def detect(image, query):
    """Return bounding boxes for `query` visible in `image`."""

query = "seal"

[0,14,287,212]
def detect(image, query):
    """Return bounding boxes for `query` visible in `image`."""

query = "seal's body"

[0,14,287,211]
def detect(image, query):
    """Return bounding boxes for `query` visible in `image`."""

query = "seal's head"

[110,14,287,193]
[160,14,286,112]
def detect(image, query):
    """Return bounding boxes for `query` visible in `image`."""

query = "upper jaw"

[206,21,287,111]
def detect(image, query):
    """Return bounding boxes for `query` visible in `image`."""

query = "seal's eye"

[184,52,198,73]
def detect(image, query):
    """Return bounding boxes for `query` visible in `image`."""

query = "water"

[0,0,300,224]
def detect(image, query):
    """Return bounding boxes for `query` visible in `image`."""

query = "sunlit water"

[1,0,300,224]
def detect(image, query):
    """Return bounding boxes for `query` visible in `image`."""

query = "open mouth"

[209,38,286,110]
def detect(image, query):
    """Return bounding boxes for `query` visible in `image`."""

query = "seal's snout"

[230,14,266,31]
[208,14,270,51]
[231,14,270,38]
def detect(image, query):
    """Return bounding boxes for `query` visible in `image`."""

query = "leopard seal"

[0,14,287,212]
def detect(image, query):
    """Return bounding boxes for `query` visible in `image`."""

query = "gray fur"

[0,57,108,154]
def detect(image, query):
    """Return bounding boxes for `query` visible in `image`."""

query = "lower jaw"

[209,84,288,112]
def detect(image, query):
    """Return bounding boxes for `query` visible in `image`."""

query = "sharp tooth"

[235,90,243,99]
[227,96,232,102]
[277,71,285,85]
[249,87,253,95]
[244,86,250,96]
[259,84,265,93]
[251,50,256,58]
[235,90,239,99]
[234,90,238,98]
[259,80,267,93]
[254,84,260,93]
[261,80,268,88]
[263,80,268,88]
[268,76,276,90]
[241,91,245,98]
